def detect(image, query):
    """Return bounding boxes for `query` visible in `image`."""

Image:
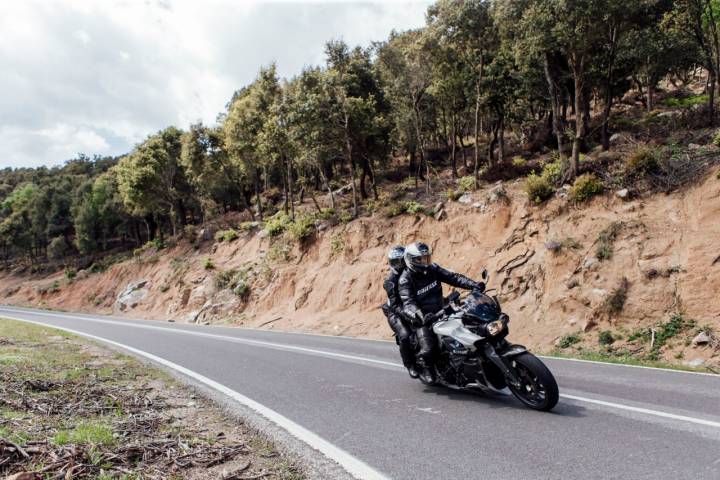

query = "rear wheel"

[506,353,559,411]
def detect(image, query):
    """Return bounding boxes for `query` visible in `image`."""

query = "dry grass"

[0,319,304,480]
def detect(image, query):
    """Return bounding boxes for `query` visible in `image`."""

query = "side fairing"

[433,315,483,350]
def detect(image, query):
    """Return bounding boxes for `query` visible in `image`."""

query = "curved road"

[1,306,719,480]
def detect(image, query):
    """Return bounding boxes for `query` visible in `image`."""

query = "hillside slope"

[2,169,719,368]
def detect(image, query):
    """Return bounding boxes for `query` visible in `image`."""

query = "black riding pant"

[415,326,437,366]
[383,306,415,368]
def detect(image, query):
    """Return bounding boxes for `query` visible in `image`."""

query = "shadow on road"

[419,384,587,418]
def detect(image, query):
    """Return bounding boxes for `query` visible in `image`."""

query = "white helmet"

[404,242,432,273]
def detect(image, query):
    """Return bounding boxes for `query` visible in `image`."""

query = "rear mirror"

[481,268,489,282]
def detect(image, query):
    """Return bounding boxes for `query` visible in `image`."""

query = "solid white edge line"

[0,309,402,369]
[2,305,718,378]
[560,394,720,429]
[2,310,720,432]
[3,316,391,480]
[538,355,720,377]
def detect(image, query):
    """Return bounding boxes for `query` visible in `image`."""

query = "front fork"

[483,343,521,388]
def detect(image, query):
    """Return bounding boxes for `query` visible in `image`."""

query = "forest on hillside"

[1,0,719,267]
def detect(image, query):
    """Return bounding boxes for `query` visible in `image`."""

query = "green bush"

[404,201,424,214]
[47,236,71,260]
[558,333,581,349]
[215,229,239,242]
[629,314,697,360]
[445,189,461,201]
[384,203,405,218]
[663,93,708,108]
[399,176,417,191]
[714,130,720,148]
[625,146,659,175]
[203,258,214,270]
[288,215,316,243]
[339,212,353,224]
[456,175,476,193]
[214,268,251,298]
[541,158,564,184]
[599,331,615,346]
[330,234,345,256]
[717,169,720,180]
[64,269,77,281]
[240,222,258,232]
[525,172,555,204]
[569,174,604,202]
[264,212,291,237]
[512,156,526,167]
[316,208,336,220]
[596,221,623,261]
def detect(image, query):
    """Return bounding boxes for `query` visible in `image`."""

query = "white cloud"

[72,29,91,44]
[0,0,432,168]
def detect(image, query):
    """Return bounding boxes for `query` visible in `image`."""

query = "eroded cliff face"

[2,169,719,365]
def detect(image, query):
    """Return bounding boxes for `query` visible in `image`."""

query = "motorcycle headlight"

[486,320,505,336]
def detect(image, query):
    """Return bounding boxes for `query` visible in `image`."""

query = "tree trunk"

[571,64,584,178]
[282,166,289,216]
[368,157,379,200]
[308,186,322,213]
[710,72,716,127]
[544,52,566,160]
[408,148,417,179]
[498,113,505,163]
[287,157,295,221]
[254,173,264,222]
[450,112,457,178]
[343,111,359,218]
[458,134,467,171]
[317,163,335,210]
[473,82,482,187]
[359,158,369,199]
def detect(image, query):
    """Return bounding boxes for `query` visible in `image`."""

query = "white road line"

[538,355,720,377]
[0,310,401,369]
[2,310,720,431]
[560,394,720,429]
[5,316,390,480]
[3,305,719,377]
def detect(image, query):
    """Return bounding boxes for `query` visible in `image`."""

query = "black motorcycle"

[410,270,559,412]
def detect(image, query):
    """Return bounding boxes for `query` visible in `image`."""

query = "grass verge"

[542,350,717,374]
[0,318,305,479]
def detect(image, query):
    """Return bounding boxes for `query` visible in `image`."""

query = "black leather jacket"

[399,264,482,321]
[382,270,405,319]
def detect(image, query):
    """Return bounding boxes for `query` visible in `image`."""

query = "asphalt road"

[1,305,719,480]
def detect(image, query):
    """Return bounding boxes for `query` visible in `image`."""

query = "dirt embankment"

[2,169,720,367]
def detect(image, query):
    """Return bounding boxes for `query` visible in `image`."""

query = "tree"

[427,0,497,183]
[375,30,435,190]
[116,127,191,238]
[73,170,130,254]
[285,67,340,210]
[223,65,281,221]
[326,40,390,213]
[181,123,249,220]
[669,0,720,125]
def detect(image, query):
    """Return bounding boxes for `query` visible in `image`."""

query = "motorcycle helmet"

[404,242,432,273]
[387,245,406,274]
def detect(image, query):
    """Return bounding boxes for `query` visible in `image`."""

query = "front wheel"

[506,353,559,411]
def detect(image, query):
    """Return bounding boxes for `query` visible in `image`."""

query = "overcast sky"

[0,0,431,168]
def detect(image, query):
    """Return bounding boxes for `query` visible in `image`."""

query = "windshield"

[463,291,500,321]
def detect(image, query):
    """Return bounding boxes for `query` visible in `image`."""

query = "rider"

[399,242,485,384]
[381,245,419,379]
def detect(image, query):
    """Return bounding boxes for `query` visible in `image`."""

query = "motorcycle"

[412,269,559,412]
